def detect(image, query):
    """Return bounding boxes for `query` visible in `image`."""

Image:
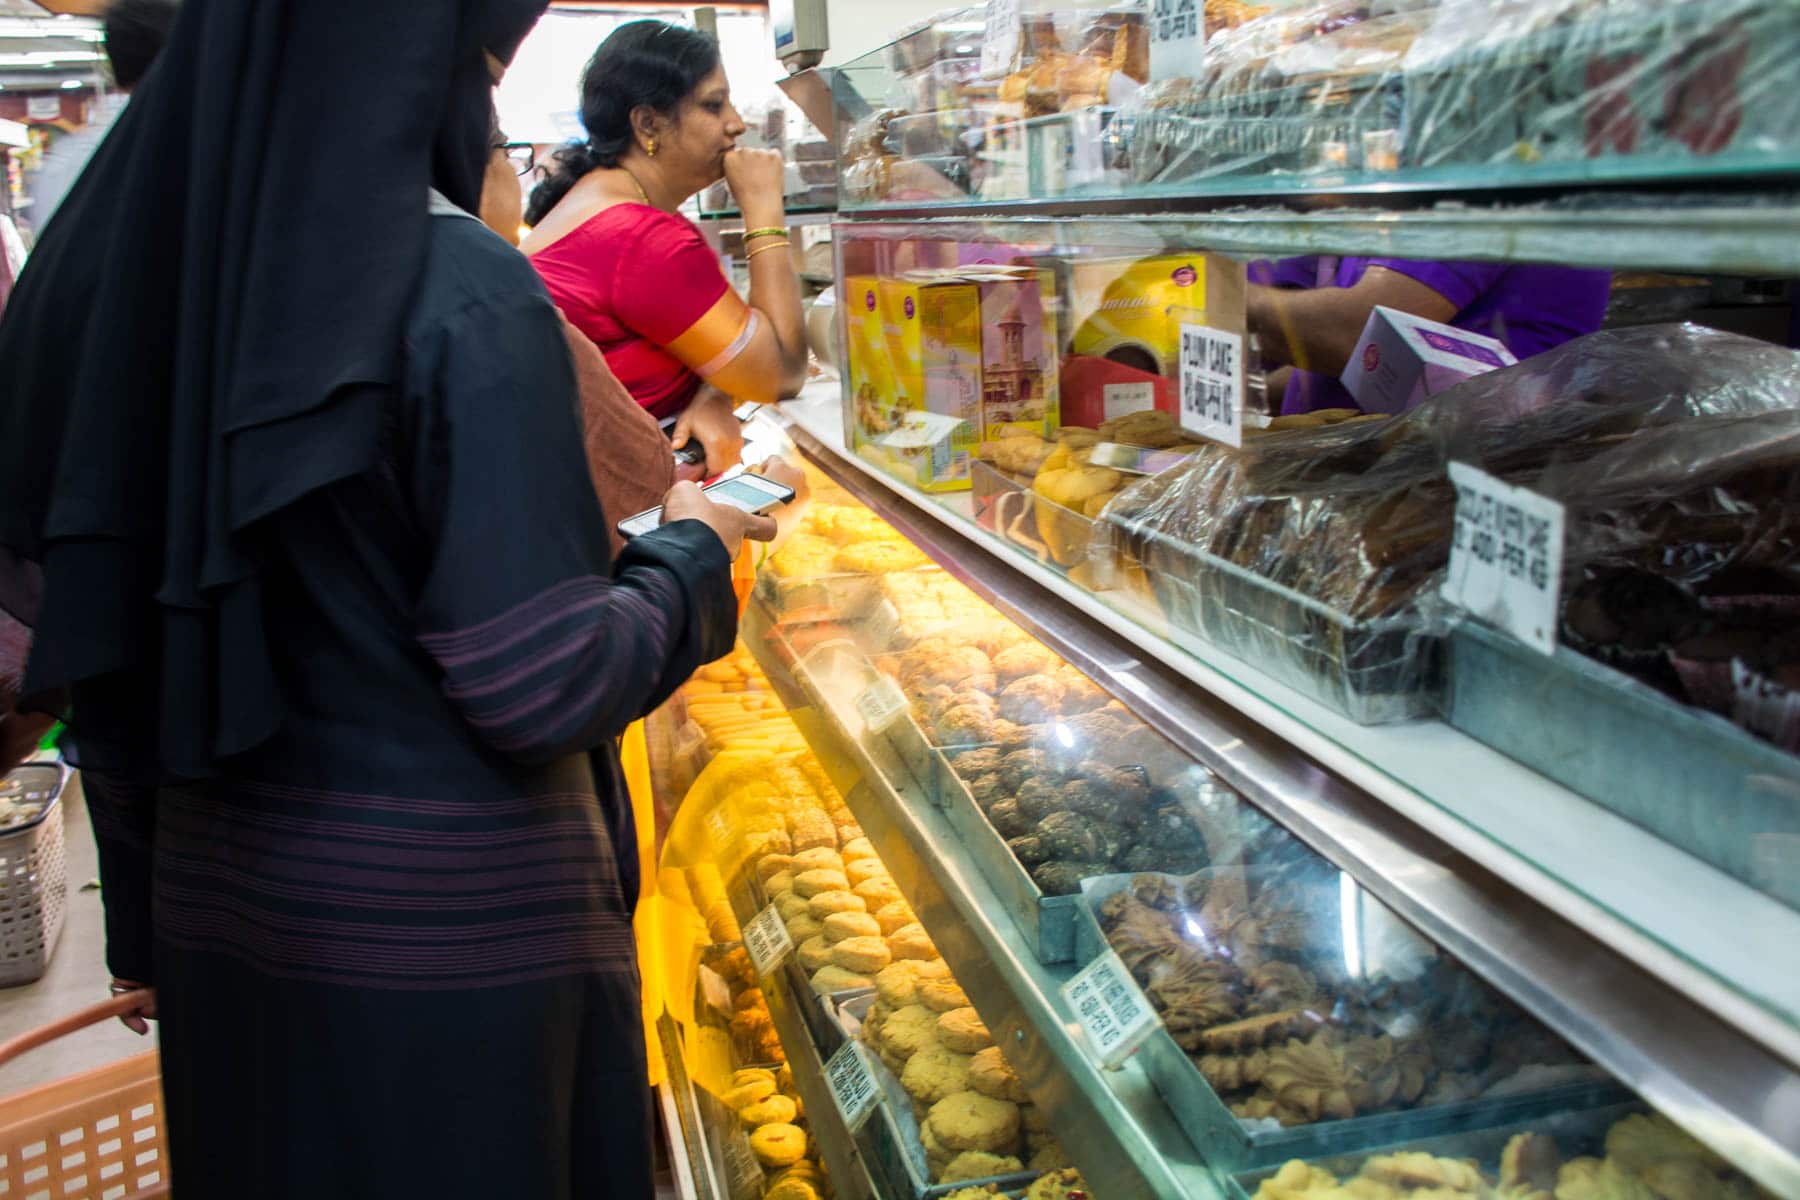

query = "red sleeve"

[610,210,731,346]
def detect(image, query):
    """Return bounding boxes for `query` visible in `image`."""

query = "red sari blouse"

[529,204,754,421]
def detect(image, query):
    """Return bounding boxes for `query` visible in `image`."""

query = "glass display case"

[830,0,1800,212]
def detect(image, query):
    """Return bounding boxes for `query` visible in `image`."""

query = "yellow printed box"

[1067,253,1245,377]
[843,274,980,492]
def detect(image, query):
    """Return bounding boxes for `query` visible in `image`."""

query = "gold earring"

[646,137,658,157]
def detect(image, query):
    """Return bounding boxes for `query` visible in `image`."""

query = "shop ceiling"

[0,2,105,93]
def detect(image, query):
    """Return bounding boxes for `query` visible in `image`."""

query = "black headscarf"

[0,0,548,778]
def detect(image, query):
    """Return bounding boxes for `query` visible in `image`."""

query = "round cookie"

[841,837,878,863]
[926,1090,1022,1154]
[832,935,893,975]
[809,965,874,995]
[940,1150,1024,1184]
[854,877,905,910]
[874,900,918,937]
[790,847,844,874]
[756,854,796,884]
[738,1095,798,1127]
[807,889,866,919]
[765,1181,820,1200]
[902,1043,975,1107]
[724,1077,777,1108]
[792,868,849,898]
[919,978,970,1013]
[731,1068,777,1089]
[785,914,824,945]
[889,923,940,962]
[969,1046,1031,1103]
[880,1004,941,1060]
[846,858,890,887]
[823,911,882,943]
[775,892,811,922]
[874,960,926,1008]
[750,1123,808,1168]
[1029,1140,1073,1172]
[765,871,796,896]
[797,935,835,973]
[937,1007,994,1054]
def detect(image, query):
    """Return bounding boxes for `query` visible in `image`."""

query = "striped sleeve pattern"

[417,572,685,764]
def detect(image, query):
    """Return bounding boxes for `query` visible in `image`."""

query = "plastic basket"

[0,765,70,988]
[0,992,168,1200]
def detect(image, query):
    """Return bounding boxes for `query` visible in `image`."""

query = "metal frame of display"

[764,391,1800,1198]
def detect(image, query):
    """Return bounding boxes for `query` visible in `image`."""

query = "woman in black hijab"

[0,1,770,1194]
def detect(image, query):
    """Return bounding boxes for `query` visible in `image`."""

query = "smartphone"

[616,472,797,541]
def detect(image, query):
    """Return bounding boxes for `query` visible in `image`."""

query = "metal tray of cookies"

[1070,872,1626,1174]
[1225,1103,1649,1200]
[835,993,1039,1200]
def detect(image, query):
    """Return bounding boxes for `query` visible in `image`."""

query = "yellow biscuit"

[765,871,796,896]
[789,847,844,874]
[846,859,890,887]
[832,935,893,974]
[940,1150,1024,1184]
[841,837,878,863]
[854,877,905,911]
[809,965,874,994]
[902,1043,976,1106]
[750,1123,808,1168]
[797,934,835,973]
[723,1079,777,1108]
[889,923,940,962]
[874,900,918,936]
[926,1091,1022,1154]
[731,1068,777,1088]
[875,960,927,1008]
[785,914,824,945]
[792,869,849,898]
[807,889,867,919]
[881,1004,941,1059]
[775,892,811,922]
[969,1046,1031,1104]
[919,979,971,1013]
[937,1007,994,1054]
[756,854,797,884]
[823,911,882,943]
[764,1180,820,1200]
[738,1095,799,1127]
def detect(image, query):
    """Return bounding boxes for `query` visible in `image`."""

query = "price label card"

[1102,381,1157,421]
[1061,951,1158,1068]
[824,1041,880,1133]
[1149,0,1206,82]
[705,806,737,855]
[981,0,1023,79]
[720,1127,766,1200]
[856,676,908,734]
[742,902,795,978]
[1177,323,1245,448]
[1441,462,1565,655]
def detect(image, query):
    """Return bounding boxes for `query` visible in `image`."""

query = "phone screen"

[704,475,783,512]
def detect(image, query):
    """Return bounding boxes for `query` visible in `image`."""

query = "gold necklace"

[620,166,653,208]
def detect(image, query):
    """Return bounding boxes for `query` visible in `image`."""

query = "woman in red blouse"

[524,20,808,475]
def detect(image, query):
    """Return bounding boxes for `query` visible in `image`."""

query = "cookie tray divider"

[834,992,1039,1200]
[1443,619,1800,910]
[1071,872,1628,1174]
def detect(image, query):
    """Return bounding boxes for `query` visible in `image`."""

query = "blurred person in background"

[524,19,808,477]
[30,0,181,233]
[0,1,775,1194]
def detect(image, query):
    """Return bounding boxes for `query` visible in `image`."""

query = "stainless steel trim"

[763,965,883,1200]
[776,411,1800,1197]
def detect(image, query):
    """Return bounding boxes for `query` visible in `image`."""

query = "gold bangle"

[743,226,787,242]
[745,239,791,261]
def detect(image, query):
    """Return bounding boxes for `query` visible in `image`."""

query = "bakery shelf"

[735,625,1228,1200]
[767,380,1800,1199]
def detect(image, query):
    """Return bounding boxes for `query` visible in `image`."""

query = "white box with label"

[1340,306,1517,415]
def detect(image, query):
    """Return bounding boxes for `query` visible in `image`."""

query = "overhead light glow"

[60,79,83,89]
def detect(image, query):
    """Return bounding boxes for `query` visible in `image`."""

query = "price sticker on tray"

[1061,951,1158,1069]
[742,902,795,978]
[824,1041,880,1133]
[1177,323,1245,448]
[720,1127,766,1200]
[855,676,909,734]
[1441,462,1565,656]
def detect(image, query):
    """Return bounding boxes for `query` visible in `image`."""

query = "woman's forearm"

[745,233,808,396]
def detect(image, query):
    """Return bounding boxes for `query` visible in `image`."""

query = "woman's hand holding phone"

[661,480,778,560]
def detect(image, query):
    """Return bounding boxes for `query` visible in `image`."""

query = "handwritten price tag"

[743,903,795,978]
[1441,462,1565,655]
[824,1041,880,1133]
[981,0,1023,79]
[856,677,909,734]
[720,1126,766,1200]
[1061,951,1158,1068]
[1178,323,1244,448]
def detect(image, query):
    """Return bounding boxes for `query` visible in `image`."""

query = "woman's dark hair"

[104,0,181,91]
[524,20,720,225]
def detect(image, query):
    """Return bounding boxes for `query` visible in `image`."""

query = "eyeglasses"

[499,142,535,176]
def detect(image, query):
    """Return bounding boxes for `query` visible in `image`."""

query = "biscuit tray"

[1070,872,1626,1175]
[1224,1101,1647,1200]
[1095,513,1443,725]
[834,992,1039,1200]
[1444,618,1800,912]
